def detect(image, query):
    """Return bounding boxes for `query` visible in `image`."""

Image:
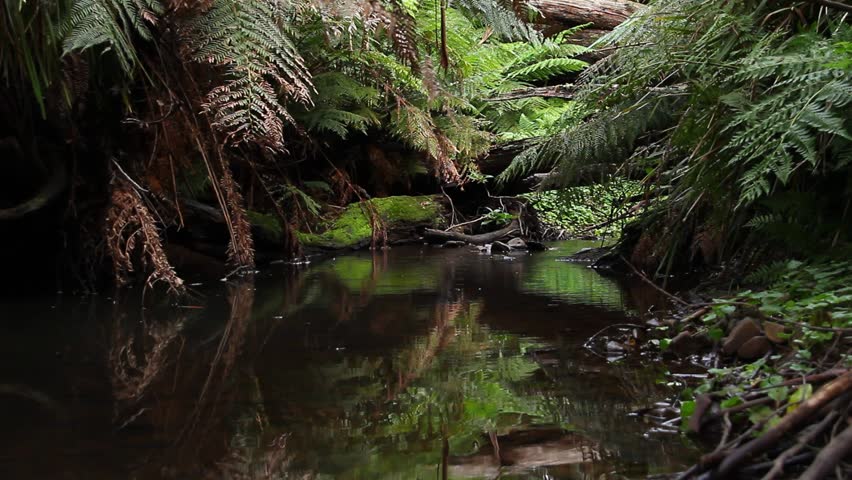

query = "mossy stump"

[298,195,445,250]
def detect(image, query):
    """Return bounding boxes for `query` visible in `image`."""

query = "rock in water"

[442,240,466,248]
[722,318,761,355]
[526,241,547,252]
[737,336,771,360]
[491,241,512,254]
[507,238,527,249]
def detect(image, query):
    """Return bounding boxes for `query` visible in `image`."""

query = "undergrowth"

[523,179,643,239]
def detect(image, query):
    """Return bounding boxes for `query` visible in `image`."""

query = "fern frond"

[62,0,162,73]
[183,0,313,150]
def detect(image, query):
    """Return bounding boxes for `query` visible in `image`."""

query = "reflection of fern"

[184,0,313,149]
[63,0,163,73]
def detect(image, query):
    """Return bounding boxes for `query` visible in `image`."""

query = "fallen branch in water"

[423,219,520,245]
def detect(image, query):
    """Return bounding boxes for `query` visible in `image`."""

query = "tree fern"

[722,34,852,205]
[62,0,162,73]
[183,0,313,150]
[506,57,587,81]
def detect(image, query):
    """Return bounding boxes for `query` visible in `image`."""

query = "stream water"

[0,241,698,479]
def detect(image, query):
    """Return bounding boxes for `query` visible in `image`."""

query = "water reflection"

[0,242,696,479]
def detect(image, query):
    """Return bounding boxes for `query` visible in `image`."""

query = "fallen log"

[424,220,519,245]
[529,0,644,30]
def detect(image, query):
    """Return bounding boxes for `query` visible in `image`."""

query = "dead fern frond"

[106,181,185,292]
[219,168,256,267]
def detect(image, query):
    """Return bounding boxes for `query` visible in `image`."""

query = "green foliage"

[480,207,513,227]
[523,179,643,238]
[183,0,313,149]
[62,0,162,73]
[517,0,852,263]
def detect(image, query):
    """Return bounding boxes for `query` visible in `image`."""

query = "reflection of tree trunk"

[182,281,255,441]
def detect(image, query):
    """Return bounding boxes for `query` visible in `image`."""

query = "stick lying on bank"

[423,220,519,245]
[714,371,852,477]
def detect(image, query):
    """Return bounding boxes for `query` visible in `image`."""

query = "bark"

[423,220,520,245]
[529,0,645,30]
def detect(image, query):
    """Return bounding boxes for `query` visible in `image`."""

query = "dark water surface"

[0,242,697,479]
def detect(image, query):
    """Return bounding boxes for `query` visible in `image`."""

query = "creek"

[0,241,698,479]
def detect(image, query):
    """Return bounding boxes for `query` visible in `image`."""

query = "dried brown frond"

[109,312,185,404]
[219,168,256,267]
[433,131,462,184]
[363,200,388,249]
[106,181,185,293]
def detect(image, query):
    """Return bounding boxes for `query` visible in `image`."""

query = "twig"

[715,372,852,477]
[807,0,852,14]
[440,186,458,227]
[584,323,646,349]
[445,215,487,232]
[761,410,840,480]
[620,255,689,306]
[797,421,852,480]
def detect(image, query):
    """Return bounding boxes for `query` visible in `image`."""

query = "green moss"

[298,195,442,249]
[246,210,284,243]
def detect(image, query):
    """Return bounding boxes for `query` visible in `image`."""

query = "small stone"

[646,318,662,327]
[491,241,512,254]
[722,318,761,355]
[507,238,527,249]
[737,336,772,360]
[764,321,787,344]
[526,241,547,252]
[442,240,466,248]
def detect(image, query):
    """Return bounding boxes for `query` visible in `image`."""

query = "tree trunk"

[529,0,644,30]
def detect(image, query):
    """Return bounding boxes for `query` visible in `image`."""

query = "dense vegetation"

[3,0,852,477]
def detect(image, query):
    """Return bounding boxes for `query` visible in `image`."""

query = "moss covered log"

[298,196,445,250]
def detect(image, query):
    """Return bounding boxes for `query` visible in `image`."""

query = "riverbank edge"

[571,249,852,480]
